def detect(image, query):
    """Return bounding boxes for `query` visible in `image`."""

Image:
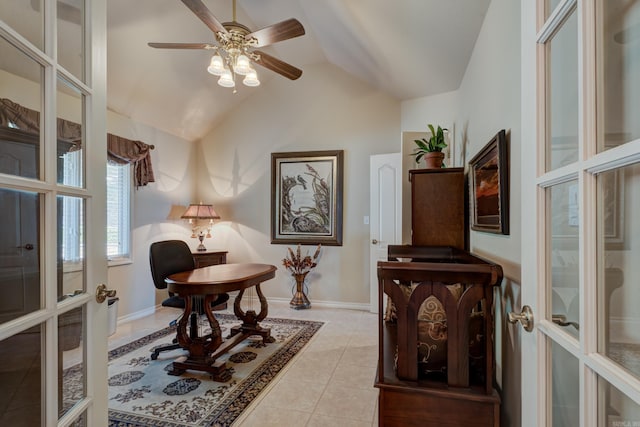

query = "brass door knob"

[507,305,534,332]
[96,284,116,303]
[372,239,378,244]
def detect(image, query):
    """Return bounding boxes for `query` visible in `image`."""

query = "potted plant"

[411,124,447,168]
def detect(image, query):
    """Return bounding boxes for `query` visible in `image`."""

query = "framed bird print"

[271,150,344,246]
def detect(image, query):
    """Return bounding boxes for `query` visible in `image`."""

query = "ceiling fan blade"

[148,42,214,49]
[253,51,302,80]
[246,18,305,47]
[181,0,228,35]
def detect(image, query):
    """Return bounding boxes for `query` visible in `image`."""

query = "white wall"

[195,61,401,306]
[105,112,197,319]
[400,0,522,425]
[459,3,522,424]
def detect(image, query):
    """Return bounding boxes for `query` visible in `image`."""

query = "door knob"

[372,239,378,244]
[96,284,116,303]
[507,305,534,332]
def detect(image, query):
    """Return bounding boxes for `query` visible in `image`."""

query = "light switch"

[364,216,369,225]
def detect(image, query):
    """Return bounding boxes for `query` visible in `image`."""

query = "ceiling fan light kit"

[207,54,225,75]
[218,69,236,87]
[243,70,260,87]
[234,54,252,75]
[149,0,305,91]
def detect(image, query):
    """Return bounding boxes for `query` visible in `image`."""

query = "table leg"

[169,294,230,381]
[229,284,274,344]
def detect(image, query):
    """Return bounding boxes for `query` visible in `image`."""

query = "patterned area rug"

[98,315,321,427]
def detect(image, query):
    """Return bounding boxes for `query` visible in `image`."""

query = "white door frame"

[520,0,541,424]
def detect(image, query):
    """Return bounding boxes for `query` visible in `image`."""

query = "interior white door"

[520,1,640,426]
[0,0,109,425]
[369,153,402,313]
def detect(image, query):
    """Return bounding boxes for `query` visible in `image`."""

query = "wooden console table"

[376,246,503,426]
[192,250,227,268]
[165,263,276,381]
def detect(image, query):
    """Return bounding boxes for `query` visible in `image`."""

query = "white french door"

[521,0,640,425]
[0,0,109,425]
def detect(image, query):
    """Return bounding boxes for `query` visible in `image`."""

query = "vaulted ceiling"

[2,1,491,141]
[106,0,491,140]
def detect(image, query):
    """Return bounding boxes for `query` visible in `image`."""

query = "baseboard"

[116,306,156,325]
[219,291,371,311]
[117,298,370,327]
[244,295,371,311]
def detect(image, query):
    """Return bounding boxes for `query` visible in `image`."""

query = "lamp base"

[197,235,207,252]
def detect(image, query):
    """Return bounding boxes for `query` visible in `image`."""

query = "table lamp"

[181,203,220,251]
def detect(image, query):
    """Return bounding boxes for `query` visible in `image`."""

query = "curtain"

[1,98,155,187]
[0,98,82,145]
[107,134,155,187]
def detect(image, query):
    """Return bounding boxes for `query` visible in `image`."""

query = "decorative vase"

[423,152,445,169]
[290,272,311,309]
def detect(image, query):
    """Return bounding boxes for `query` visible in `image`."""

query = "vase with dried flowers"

[282,244,321,309]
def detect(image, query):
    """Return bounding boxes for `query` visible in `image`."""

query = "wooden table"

[165,263,277,381]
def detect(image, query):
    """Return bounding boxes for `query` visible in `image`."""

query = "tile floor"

[108,301,380,426]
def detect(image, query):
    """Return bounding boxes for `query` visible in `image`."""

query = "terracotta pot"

[422,152,445,169]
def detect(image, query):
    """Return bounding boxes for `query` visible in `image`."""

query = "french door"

[0,1,109,425]
[521,0,640,425]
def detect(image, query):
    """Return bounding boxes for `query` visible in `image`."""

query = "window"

[60,150,84,263]
[106,162,131,262]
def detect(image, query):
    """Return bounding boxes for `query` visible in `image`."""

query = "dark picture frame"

[271,150,344,246]
[469,130,509,235]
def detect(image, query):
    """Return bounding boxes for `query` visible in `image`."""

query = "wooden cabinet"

[376,246,502,426]
[410,168,466,249]
[192,250,227,268]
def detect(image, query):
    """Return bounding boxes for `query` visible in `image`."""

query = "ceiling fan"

[148,0,305,89]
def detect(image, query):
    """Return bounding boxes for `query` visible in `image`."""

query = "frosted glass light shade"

[207,54,224,75]
[234,54,251,75]
[243,70,260,87]
[218,68,235,87]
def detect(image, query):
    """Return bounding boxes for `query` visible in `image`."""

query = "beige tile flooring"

[108,301,380,426]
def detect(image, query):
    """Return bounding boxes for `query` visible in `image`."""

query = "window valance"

[0,98,155,187]
[0,98,82,144]
[107,134,155,187]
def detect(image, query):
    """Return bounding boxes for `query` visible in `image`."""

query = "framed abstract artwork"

[469,130,509,235]
[271,150,344,245]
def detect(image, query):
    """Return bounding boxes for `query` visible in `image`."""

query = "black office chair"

[149,240,229,360]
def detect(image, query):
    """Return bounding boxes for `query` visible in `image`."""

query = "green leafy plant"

[411,124,447,163]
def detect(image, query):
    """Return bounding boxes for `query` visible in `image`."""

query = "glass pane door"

[524,0,640,425]
[0,0,109,425]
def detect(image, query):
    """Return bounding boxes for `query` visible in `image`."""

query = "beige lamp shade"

[181,203,220,220]
[181,203,220,252]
